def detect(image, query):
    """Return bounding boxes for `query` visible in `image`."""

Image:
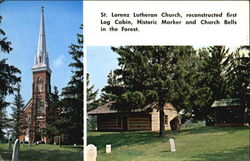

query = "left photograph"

[0,1,83,161]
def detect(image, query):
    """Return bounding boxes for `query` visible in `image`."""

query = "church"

[18,7,53,143]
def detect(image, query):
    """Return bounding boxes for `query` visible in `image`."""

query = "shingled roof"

[211,98,244,108]
[88,102,176,115]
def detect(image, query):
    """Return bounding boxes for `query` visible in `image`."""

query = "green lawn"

[88,126,249,161]
[0,144,83,161]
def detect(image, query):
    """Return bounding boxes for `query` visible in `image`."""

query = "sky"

[87,46,242,99]
[87,46,119,97]
[1,1,83,115]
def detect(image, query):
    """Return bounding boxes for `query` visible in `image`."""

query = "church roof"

[32,7,51,73]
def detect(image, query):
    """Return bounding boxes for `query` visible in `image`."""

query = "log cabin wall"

[165,109,178,129]
[96,108,177,132]
[151,108,178,131]
[97,114,122,131]
[97,113,152,131]
[151,109,159,131]
[127,113,151,131]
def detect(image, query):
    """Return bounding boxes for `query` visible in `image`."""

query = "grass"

[0,144,83,161]
[88,126,250,161]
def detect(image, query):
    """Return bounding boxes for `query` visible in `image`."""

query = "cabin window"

[164,115,168,125]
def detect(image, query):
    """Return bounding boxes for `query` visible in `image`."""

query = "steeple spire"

[33,7,51,73]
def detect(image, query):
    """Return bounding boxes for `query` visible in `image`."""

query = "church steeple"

[32,6,51,73]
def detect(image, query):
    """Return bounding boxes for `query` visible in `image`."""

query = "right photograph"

[86,46,249,161]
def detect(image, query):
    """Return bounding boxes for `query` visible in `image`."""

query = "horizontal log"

[129,120,150,122]
[99,127,121,130]
[129,125,150,127]
[129,125,151,127]
[100,122,118,125]
[129,127,150,130]
[129,117,150,119]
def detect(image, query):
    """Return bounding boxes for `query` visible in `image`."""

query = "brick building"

[19,7,53,143]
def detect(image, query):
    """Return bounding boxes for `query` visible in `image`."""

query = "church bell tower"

[30,6,51,143]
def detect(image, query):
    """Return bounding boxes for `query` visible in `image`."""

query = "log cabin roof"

[211,98,244,108]
[88,102,176,115]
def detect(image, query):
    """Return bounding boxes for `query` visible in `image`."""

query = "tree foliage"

[60,25,83,144]
[0,6,21,140]
[46,86,66,143]
[101,45,249,135]
[103,46,208,136]
[87,73,99,112]
[10,84,25,138]
[101,70,121,104]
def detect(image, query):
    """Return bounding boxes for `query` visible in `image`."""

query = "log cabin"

[212,98,249,127]
[88,102,178,131]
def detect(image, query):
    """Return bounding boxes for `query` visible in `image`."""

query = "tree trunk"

[59,135,61,147]
[159,103,165,137]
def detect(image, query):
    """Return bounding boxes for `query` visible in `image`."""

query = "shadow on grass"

[61,145,83,150]
[88,126,249,151]
[19,149,82,161]
[0,145,83,161]
[167,126,249,137]
[88,131,167,150]
[190,145,249,161]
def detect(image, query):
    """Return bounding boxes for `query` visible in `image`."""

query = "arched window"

[36,77,42,92]
[46,80,50,93]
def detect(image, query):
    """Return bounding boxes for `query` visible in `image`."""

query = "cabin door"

[123,116,128,131]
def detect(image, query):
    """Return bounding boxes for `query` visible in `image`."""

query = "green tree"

[10,84,24,138]
[101,70,121,104]
[202,46,232,125]
[61,25,83,144]
[47,86,64,144]
[87,74,99,130]
[0,96,9,140]
[87,73,99,112]
[229,47,249,99]
[227,47,250,123]
[0,5,21,140]
[107,46,206,136]
[170,47,211,121]
[206,46,232,100]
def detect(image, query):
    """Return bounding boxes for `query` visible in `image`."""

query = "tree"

[0,4,21,140]
[201,46,232,125]
[170,47,211,121]
[87,74,99,130]
[227,47,250,123]
[206,46,232,100]
[47,86,65,144]
[228,47,249,99]
[101,70,121,104]
[105,46,206,136]
[0,95,9,140]
[10,84,24,138]
[0,14,20,96]
[61,25,83,144]
[87,73,99,112]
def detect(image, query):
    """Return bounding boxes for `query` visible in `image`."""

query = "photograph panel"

[86,45,249,161]
[0,1,83,160]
